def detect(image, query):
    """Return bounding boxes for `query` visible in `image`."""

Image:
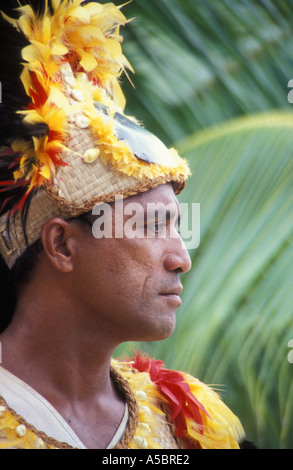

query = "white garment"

[0,366,128,449]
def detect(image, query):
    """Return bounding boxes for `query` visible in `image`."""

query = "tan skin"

[0,184,191,448]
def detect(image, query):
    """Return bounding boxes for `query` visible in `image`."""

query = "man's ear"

[41,218,77,273]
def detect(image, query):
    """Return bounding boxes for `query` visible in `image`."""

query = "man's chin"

[145,314,176,342]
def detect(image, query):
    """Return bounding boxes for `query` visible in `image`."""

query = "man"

[0,0,251,449]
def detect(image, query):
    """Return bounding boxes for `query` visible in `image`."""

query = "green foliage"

[111,0,293,448]
[121,0,293,143]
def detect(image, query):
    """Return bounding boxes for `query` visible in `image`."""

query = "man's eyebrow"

[164,210,181,225]
[145,207,181,225]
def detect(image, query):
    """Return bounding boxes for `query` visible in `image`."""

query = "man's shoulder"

[113,351,246,449]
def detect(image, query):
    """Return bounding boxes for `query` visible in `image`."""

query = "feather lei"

[129,351,245,449]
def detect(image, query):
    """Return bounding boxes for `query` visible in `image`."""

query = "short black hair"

[10,239,44,290]
[0,239,43,333]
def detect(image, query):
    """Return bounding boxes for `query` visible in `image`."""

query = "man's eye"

[145,220,166,236]
[154,221,165,234]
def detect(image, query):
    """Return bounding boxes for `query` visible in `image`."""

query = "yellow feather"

[42,16,52,44]
[112,82,126,111]
[39,165,51,180]
[183,374,245,449]
[48,86,71,111]
[105,38,123,60]
[20,68,31,95]
[67,5,91,23]
[79,51,98,72]
[0,10,15,25]
[18,15,34,37]
[51,0,63,11]
[21,44,39,63]
[51,43,68,56]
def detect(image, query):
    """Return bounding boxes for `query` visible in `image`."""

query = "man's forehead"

[120,185,180,227]
[123,183,179,209]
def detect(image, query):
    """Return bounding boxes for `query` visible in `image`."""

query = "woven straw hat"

[0,1,190,268]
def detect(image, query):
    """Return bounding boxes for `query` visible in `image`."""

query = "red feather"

[130,351,210,444]
[29,72,48,108]
[0,149,18,158]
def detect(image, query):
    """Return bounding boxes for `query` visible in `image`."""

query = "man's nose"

[164,235,192,274]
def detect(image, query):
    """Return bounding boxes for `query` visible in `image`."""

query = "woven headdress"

[0,0,190,268]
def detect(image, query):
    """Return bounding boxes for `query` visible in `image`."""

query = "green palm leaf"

[121,0,293,143]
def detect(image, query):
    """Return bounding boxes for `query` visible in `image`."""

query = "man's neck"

[0,294,126,448]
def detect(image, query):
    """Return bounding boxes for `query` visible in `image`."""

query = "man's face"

[72,184,191,345]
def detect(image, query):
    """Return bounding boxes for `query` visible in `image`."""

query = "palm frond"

[119,0,293,144]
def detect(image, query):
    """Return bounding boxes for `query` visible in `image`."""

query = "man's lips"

[159,285,183,306]
[159,284,183,296]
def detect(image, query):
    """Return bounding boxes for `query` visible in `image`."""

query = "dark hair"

[10,239,44,288]
[0,255,15,333]
[0,239,43,333]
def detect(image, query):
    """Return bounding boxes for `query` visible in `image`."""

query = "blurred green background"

[108,0,293,449]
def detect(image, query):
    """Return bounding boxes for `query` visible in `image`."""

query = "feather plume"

[0,0,132,218]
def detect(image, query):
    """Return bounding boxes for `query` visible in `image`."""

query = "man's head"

[10,184,190,344]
